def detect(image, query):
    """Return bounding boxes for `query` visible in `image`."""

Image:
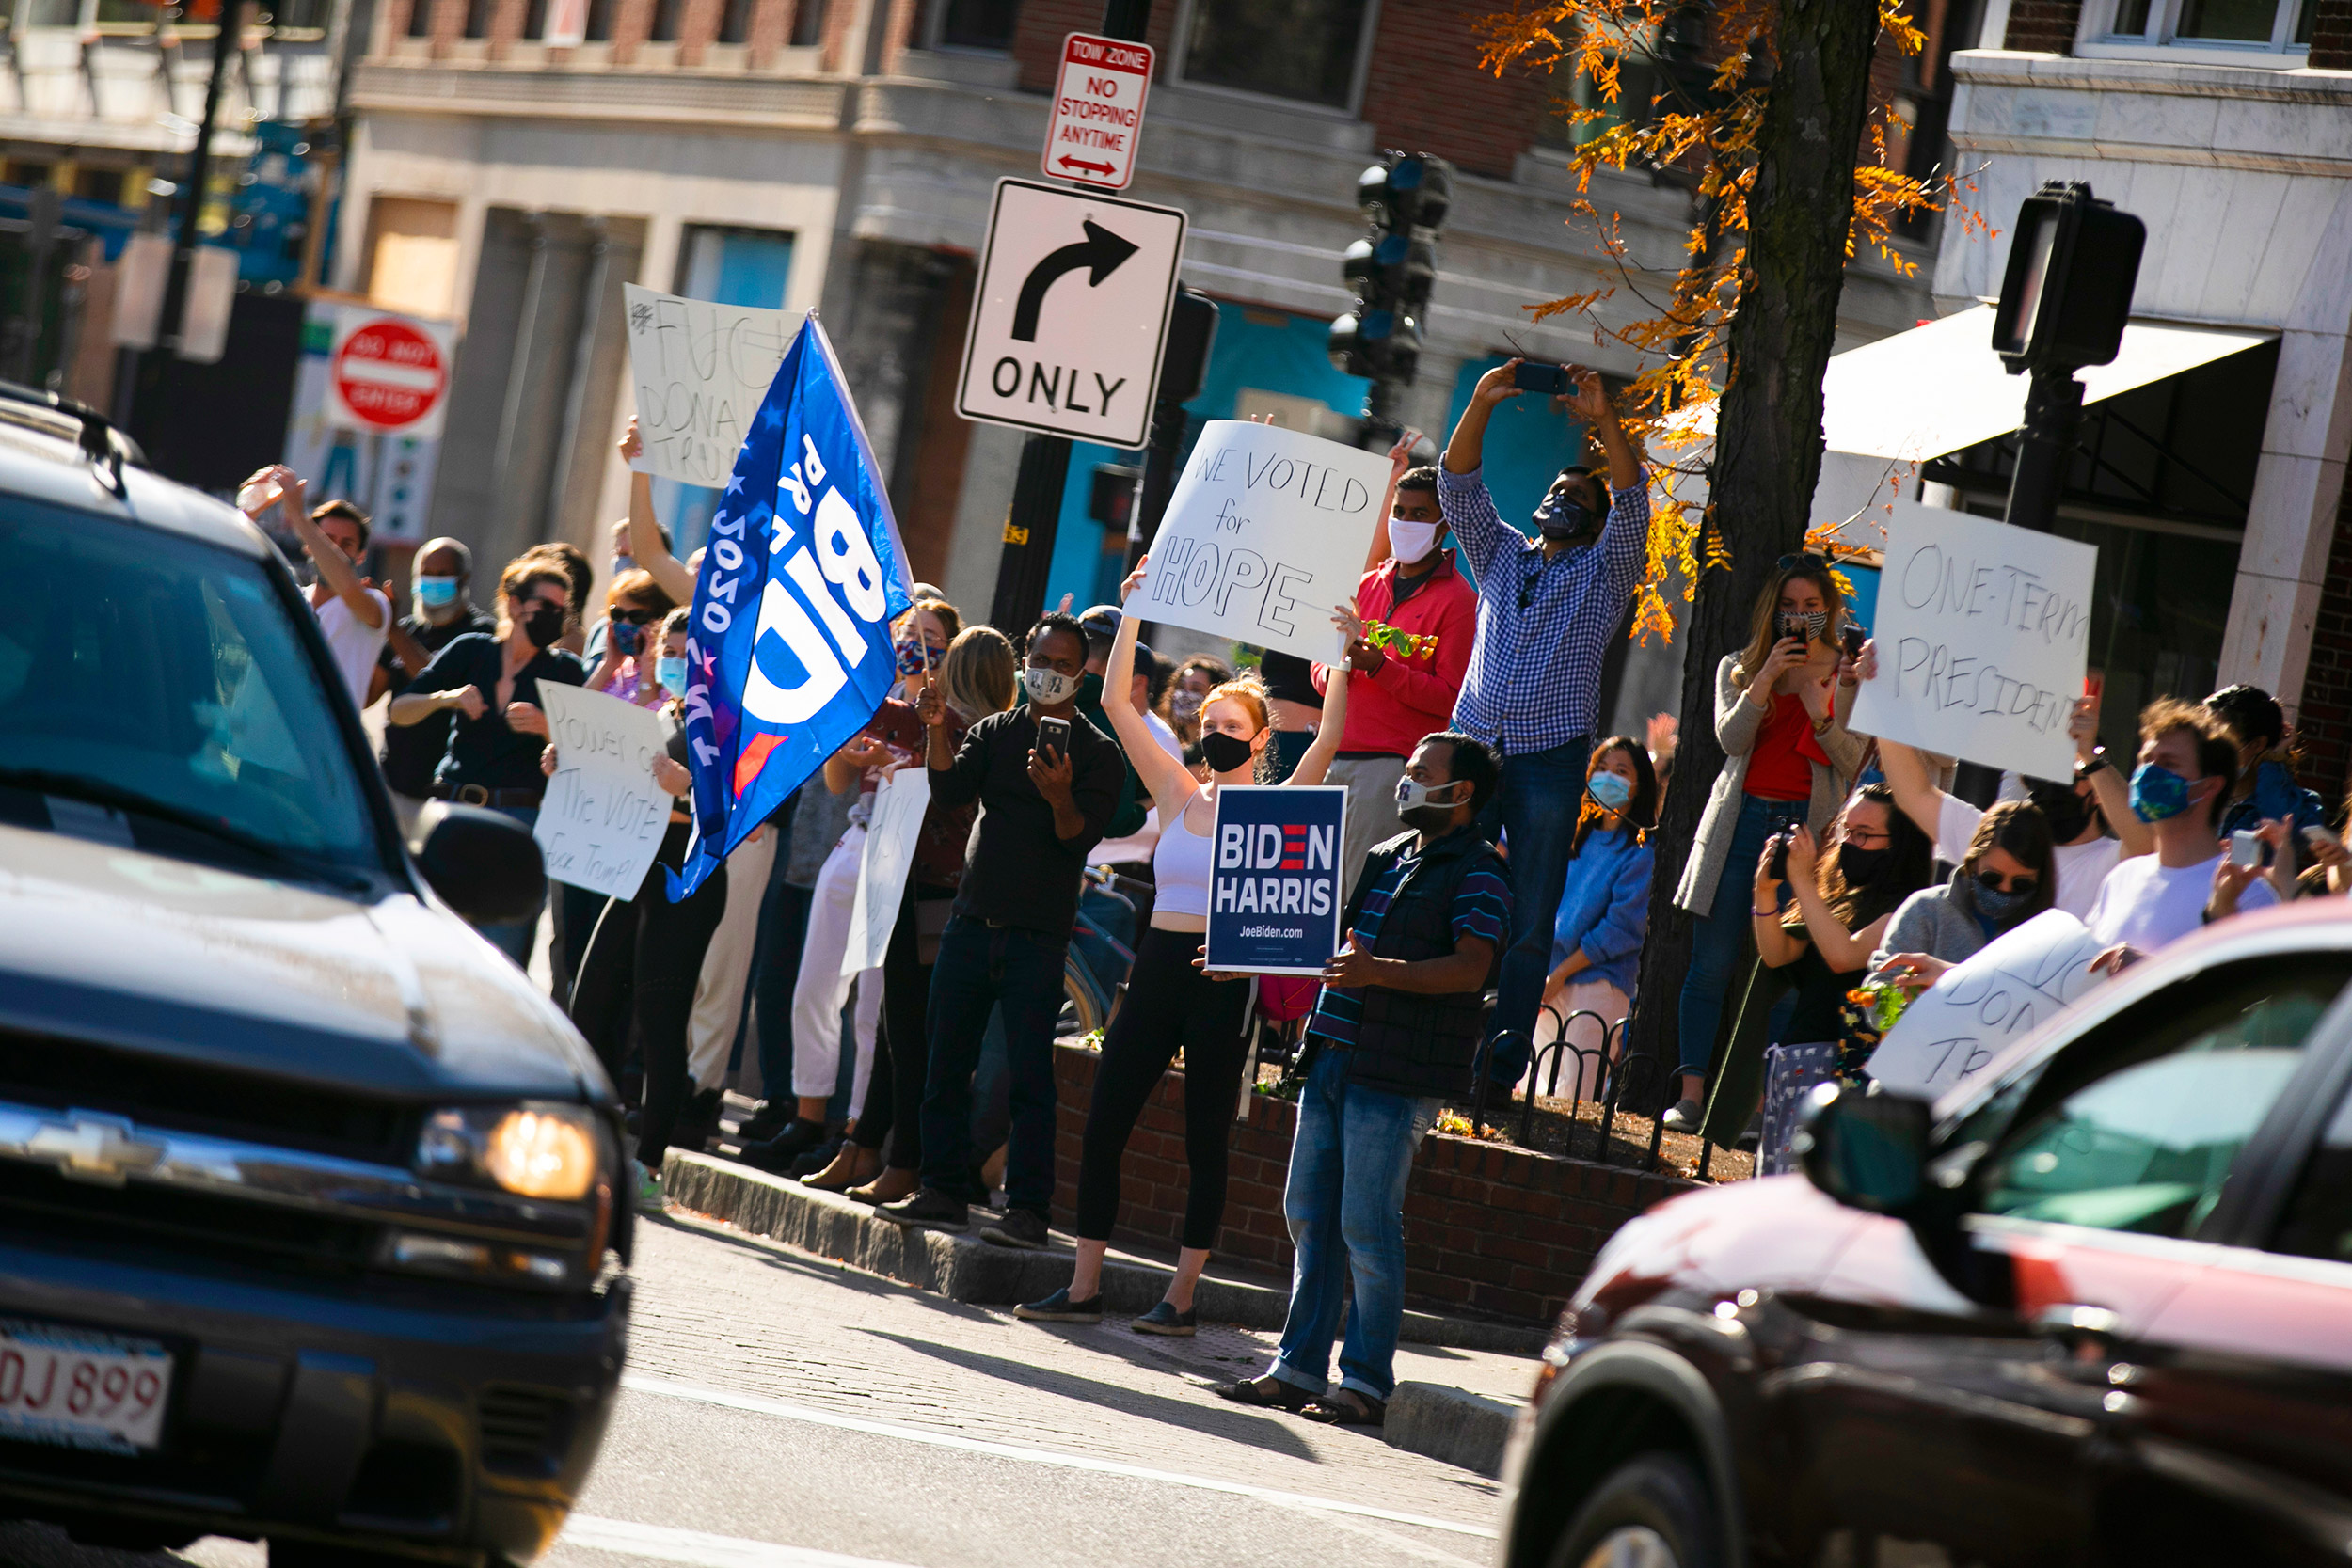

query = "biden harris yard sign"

[1204,785,1347,975]
[670,312,914,899]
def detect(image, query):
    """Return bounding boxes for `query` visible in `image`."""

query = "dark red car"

[1496,901,2352,1568]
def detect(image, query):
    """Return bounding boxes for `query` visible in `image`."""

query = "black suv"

[0,394,627,1564]
[1499,899,2352,1568]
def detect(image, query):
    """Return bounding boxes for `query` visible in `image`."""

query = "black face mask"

[521,601,567,650]
[1199,730,1256,776]
[1836,843,1886,887]
[1533,484,1603,544]
[2028,780,2095,843]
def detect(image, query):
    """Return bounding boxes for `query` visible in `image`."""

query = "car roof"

[0,402,271,559]
[1933,895,2352,1126]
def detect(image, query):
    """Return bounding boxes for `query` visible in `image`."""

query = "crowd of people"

[235,348,2345,1432]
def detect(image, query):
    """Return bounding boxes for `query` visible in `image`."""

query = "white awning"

[1820,305,2273,463]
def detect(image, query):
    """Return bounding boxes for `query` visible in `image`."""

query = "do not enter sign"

[326,311,453,438]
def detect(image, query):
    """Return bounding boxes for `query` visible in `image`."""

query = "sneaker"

[877,1188,970,1231]
[633,1163,665,1212]
[1130,1301,1196,1337]
[1661,1098,1702,1131]
[979,1208,1050,1249]
[1013,1287,1102,1323]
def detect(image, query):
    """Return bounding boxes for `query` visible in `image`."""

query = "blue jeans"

[918,917,1069,1213]
[474,805,541,969]
[1676,795,1807,1077]
[1487,738,1593,1082]
[1271,1046,1440,1403]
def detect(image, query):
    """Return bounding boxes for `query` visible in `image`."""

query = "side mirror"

[1797,1080,1931,1215]
[413,801,547,927]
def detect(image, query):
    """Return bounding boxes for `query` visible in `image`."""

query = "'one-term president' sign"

[1138,420,1386,665]
[1043,33,1152,190]
[1205,785,1347,976]
[1848,499,2097,782]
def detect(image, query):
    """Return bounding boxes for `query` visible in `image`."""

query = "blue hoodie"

[1550,825,1653,994]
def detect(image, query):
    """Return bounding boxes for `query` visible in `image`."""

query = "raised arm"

[1106,559,1200,816]
[2069,698,2152,859]
[619,419,696,607]
[1444,360,1519,477]
[1362,432,1416,574]
[1784,827,1884,972]
[1566,368,1639,495]
[1874,736,1948,845]
[277,480,385,631]
[1286,602,1357,787]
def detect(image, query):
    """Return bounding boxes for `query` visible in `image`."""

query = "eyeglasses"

[612,606,662,626]
[1777,551,1829,572]
[1974,869,2040,896]
[1842,828,1891,847]
[524,594,568,613]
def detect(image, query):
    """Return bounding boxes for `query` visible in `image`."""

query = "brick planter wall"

[1049,1043,1697,1324]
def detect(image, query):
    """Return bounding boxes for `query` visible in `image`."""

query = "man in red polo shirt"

[1315,461,1479,899]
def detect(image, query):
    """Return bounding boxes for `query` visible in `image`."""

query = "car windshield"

[0,497,380,879]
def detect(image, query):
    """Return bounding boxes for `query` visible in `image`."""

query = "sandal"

[1214,1375,1313,1412]
[1301,1389,1387,1427]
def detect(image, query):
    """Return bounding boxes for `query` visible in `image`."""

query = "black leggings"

[853,881,947,1167]
[1076,926,1254,1248]
[568,820,728,1170]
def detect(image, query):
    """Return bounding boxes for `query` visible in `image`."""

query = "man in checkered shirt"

[1437,360,1649,1089]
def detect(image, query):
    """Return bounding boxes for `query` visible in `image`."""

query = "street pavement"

[0,1203,1526,1568]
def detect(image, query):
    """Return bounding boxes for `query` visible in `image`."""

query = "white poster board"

[843,768,931,976]
[1136,420,1386,664]
[1848,499,2097,782]
[1867,910,2106,1098]
[623,284,798,486]
[534,686,675,900]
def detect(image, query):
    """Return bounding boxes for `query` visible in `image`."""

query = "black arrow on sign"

[1010,218,1139,342]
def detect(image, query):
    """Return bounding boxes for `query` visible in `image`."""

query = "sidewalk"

[662,1149,1534,1475]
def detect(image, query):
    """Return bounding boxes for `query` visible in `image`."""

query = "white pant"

[1534,976,1629,1102]
[687,829,778,1093]
[791,825,882,1116]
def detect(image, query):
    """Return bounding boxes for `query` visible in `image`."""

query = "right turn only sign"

[955,178,1186,450]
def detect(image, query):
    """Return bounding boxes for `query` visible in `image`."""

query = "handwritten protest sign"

[534,686,674,900]
[1204,785,1347,975]
[1867,910,2106,1097]
[623,284,797,486]
[1849,499,2097,781]
[1137,421,1385,664]
[843,768,931,976]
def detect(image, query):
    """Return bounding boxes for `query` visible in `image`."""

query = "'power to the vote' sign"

[1204,786,1347,976]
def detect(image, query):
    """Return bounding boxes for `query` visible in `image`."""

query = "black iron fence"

[1463,1006,1734,1180]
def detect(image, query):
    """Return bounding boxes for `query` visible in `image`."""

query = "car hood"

[0,823,604,1101]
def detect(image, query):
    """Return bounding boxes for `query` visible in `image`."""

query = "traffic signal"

[1329,150,1450,384]
[1991,181,2145,376]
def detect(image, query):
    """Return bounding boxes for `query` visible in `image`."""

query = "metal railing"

[1466,1007,1729,1179]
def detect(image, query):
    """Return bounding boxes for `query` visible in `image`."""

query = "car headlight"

[418,1102,603,1200]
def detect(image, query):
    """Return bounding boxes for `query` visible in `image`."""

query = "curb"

[1382,1381,1524,1479]
[660,1151,1549,1354]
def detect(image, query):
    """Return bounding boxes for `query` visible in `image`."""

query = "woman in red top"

[1663,555,1863,1128]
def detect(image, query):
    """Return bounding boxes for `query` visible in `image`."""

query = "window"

[788,0,824,46]
[717,0,752,44]
[1976,959,2349,1240]
[406,0,434,38]
[0,501,378,879]
[935,0,1015,50]
[463,0,492,40]
[1180,0,1373,110]
[584,0,614,40]
[2090,0,2311,55]
[649,0,683,42]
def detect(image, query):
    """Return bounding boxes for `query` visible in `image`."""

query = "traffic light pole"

[988,0,1152,633]
[2001,369,2084,536]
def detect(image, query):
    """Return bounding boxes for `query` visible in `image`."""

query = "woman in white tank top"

[1016,557,1356,1335]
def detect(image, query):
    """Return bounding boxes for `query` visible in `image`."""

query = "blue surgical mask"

[1586,771,1634,815]
[2129,763,2194,823]
[416,576,459,608]
[656,655,690,695]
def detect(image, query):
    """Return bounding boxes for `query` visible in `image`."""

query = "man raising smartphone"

[880,611,1124,1248]
[1438,360,1648,1090]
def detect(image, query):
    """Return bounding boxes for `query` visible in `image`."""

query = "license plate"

[0,1319,172,1454]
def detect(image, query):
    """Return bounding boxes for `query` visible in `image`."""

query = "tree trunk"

[1618,0,1882,1109]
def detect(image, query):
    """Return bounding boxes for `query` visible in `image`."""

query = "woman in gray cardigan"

[1665,556,1864,1128]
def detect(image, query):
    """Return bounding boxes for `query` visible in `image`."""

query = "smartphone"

[2303,824,2343,852]
[1766,832,1791,883]
[2231,830,2263,868]
[1840,624,1867,660]
[1512,361,1571,396]
[2084,671,2105,701]
[1037,716,1071,765]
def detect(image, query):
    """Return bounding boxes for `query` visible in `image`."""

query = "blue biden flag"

[669,313,914,900]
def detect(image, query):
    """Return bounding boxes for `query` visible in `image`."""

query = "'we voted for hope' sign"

[534,685,675,901]
[1138,421,1386,665]
[1848,499,2098,782]
[1204,785,1347,976]
[624,284,797,487]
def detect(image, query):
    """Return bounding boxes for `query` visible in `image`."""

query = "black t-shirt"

[930,707,1123,935]
[1780,942,1859,1045]
[1257,649,1323,710]
[408,633,588,793]
[378,605,498,796]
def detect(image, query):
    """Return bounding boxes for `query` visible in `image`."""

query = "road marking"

[560,1513,917,1568]
[620,1373,1499,1541]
